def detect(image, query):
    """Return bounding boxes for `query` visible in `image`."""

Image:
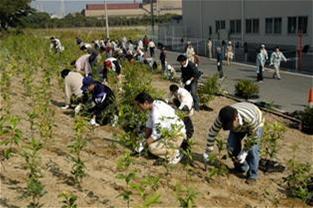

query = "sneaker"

[168,150,183,165]
[245,178,257,185]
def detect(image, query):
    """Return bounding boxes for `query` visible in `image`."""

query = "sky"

[31,0,142,17]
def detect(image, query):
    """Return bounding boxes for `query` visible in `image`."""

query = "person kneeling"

[135,92,186,165]
[81,76,118,127]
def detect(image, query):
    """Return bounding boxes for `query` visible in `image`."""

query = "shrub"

[235,80,259,99]
[198,74,221,104]
[301,107,313,134]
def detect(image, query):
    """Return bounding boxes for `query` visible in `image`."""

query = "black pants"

[185,80,200,111]
[217,64,224,78]
[149,47,155,57]
[257,66,263,81]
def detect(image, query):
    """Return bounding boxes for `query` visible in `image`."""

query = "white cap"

[261,44,265,48]
[228,41,232,44]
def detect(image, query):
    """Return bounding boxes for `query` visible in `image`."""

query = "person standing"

[226,41,234,66]
[159,47,166,72]
[260,44,268,62]
[256,47,265,82]
[207,38,213,59]
[243,42,248,62]
[203,102,264,184]
[186,42,195,63]
[148,39,156,58]
[216,47,224,79]
[177,54,201,111]
[270,46,288,80]
[134,92,186,164]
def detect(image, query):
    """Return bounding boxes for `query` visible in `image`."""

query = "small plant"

[68,116,89,186]
[300,107,313,134]
[175,184,199,208]
[262,122,286,161]
[58,191,78,208]
[235,80,259,99]
[116,172,137,208]
[198,74,221,104]
[116,152,134,171]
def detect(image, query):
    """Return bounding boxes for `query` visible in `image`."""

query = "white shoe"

[168,150,183,165]
[74,104,82,114]
[61,105,70,110]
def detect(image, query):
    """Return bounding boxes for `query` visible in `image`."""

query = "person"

[216,47,224,79]
[256,47,266,82]
[168,84,194,147]
[203,102,264,184]
[226,41,234,66]
[143,35,149,52]
[138,39,144,51]
[164,64,176,80]
[81,76,117,126]
[270,46,288,80]
[177,54,201,111]
[207,38,213,59]
[186,42,195,63]
[148,39,156,58]
[243,42,248,62]
[73,50,99,77]
[50,37,64,53]
[102,57,122,83]
[159,47,166,72]
[260,44,268,62]
[134,92,186,164]
[60,69,83,110]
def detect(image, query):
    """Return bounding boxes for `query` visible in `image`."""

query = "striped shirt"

[207,102,264,152]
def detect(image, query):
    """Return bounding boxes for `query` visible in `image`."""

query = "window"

[288,16,308,34]
[246,18,259,33]
[265,18,273,34]
[266,17,282,34]
[288,17,297,33]
[215,20,226,33]
[230,19,241,34]
[298,16,308,33]
[274,18,282,34]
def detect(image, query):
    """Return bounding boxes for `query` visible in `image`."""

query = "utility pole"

[241,0,245,44]
[105,0,110,38]
[150,0,155,38]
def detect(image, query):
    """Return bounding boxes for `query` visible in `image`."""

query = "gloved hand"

[203,152,209,163]
[74,104,82,114]
[236,151,248,164]
[61,105,70,110]
[217,62,220,66]
[90,118,99,126]
[135,141,145,153]
[185,79,192,85]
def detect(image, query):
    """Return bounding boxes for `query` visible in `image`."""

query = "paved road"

[157,50,313,113]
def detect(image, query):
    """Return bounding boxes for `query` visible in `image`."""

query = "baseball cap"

[81,76,95,92]
[218,106,237,130]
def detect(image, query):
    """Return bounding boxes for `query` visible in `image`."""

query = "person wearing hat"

[60,69,84,111]
[226,41,234,66]
[159,46,166,72]
[256,47,266,82]
[177,54,201,111]
[102,57,122,83]
[260,44,268,61]
[203,102,264,184]
[270,46,288,80]
[81,76,117,126]
[50,36,64,53]
[185,42,195,63]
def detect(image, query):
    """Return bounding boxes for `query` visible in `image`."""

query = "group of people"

[54,35,267,185]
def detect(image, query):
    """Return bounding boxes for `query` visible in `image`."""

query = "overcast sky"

[31,0,142,16]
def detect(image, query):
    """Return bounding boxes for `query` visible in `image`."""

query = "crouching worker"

[81,76,118,127]
[168,84,194,150]
[102,57,122,84]
[135,92,186,165]
[60,69,84,112]
[203,102,264,184]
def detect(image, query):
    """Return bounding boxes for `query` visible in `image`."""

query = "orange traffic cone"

[308,88,313,107]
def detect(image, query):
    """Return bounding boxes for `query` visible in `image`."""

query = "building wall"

[182,0,313,47]
[85,9,147,17]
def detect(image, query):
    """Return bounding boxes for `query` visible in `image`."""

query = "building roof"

[86,3,141,10]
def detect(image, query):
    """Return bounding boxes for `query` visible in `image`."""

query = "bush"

[198,74,221,104]
[290,107,313,134]
[235,80,259,99]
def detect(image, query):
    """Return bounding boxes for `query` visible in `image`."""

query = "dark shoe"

[245,178,257,185]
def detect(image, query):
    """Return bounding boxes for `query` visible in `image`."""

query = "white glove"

[237,151,248,164]
[74,104,82,114]
[185,79,192,85]
[61,105,70,110]
[90,118,99,126]
[203,152,209,163]
[135,142,145,153]
[217,62,220,66]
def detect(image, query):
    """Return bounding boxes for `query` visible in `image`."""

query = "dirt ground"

[1,74,312,208]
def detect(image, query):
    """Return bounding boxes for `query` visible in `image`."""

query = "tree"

[0,0,31,30]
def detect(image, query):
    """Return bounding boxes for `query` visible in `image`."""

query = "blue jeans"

[227,127,263,179]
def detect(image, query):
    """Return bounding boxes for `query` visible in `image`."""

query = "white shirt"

[146,100,186,141]
[64,72,83,105]
[75,54,92,75]
[172,87,193,111]
[148,41,155,48]
[105,57,118,71]
[138,40,144,50]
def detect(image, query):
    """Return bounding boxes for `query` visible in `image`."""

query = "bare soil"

[1,74,312,207]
